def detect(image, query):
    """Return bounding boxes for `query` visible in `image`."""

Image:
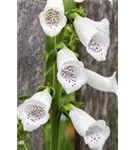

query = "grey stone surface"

[17,0,46,150]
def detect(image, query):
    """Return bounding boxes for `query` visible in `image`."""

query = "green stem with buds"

[50,36,61,150]
[45,1,76,149]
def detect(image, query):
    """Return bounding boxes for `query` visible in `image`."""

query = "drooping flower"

[57,47,88,94]
[17,90,52,132]
[85,69,118,95]
[108,0,113,4]
[69,106,110,150]
[74,0,84,3]
[39,0,67,37]
[74,15,110,62]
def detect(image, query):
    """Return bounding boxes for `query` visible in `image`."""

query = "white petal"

[74,15,110,61]
[57,48,87,94]
[45,0,64,13]
[69,107,95,136]
[86,18,110,61]
[57,48,78,70]
[31,90,52,112]
[87,18,110,33]
[74,16,99,47]
[39,0,67,37]
[17,99,50,132]
[85,69,118,95]
[108,0,113,4]
[22,113,49,132]
[74,0,84,3]
[84,120,110,150]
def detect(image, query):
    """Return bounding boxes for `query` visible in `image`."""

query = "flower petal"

[45,0,64,13]
[22,112,49,132]
[57,48,79,70]
[31,90,52,112]
[17,95,51,131]
[108,0,113,4]
[74,15,110,61]
[39,8,67,37]
[74,15,99,47]
[86,18,110,61]
[39,0,67,37]
[57,48,87,94]
[84,120,110,150]
[69,107,95,136]
[87,18,110,33]
[85,69,118,95]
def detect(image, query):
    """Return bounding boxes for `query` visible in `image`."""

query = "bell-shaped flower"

[39,0,67,37]
[108,0,113,4]
[73,15,110,61]
[69,106,110,150]
[85,69,118,95]
[17,90,52,132]
[57,47,88,94]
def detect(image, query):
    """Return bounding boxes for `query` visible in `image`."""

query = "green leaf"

[66,6,87,21]
[36,85,47,92]
[62,93,75,103]
[18,140,25,146]
[64,24,74,34]
[76,6,87,17]
[18,140,29,150]
[71,101,84,108]
[17,118,30,140]
[56,42,64,50]
[36,85,56,98]
[64,0,76,12]
[49,87,56,99]
[70,37,79,46]
[63,24,80,51]
[18,95,32,102]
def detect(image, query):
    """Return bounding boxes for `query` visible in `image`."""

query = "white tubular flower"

[108,0,113,4]
[39,0,67,37]
[74,15,110,61]
[17,90,52,132]
[69,106,110,150]
[74,0,84,3]
[57,47,88,94]
[69,106,95,137]
[84,120,110,150]
[85,69,118,95]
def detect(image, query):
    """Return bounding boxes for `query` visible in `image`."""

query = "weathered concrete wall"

[17,0,46,149]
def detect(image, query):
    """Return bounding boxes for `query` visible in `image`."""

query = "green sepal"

[18,95,32,102]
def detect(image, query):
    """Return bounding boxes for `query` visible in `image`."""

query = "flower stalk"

[50,36,61,150]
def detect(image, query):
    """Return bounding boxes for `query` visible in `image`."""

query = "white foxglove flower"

[85,69,118,95]
[57,47,88,94]
[74,0,84,3]
[74,15,110,61]
[17,90,52,132]
[108,0,113,4]
[39,0,67,37]
[69,106,110,150]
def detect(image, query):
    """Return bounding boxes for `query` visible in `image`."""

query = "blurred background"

[17,0,118,150]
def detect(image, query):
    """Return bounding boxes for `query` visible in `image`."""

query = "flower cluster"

[18,0,117,149]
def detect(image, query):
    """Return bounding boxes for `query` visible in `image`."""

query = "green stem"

[50,36,61,150]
